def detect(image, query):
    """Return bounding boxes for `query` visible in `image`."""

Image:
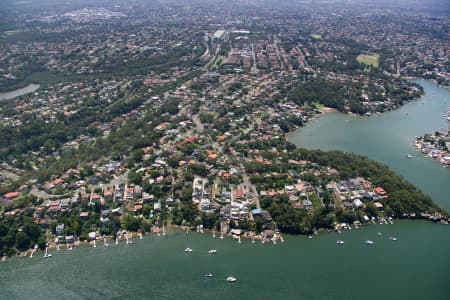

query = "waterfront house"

[65,235,74,244]
[88,232,96,241]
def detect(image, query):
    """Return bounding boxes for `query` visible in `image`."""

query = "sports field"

[356,53,380,67]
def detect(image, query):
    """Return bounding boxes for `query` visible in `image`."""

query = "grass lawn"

[356,53,380,68]
[208,55,226,71]
[310,194,323,209]
[313,101,324,110]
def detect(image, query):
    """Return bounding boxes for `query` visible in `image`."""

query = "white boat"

[377,232,382,236]
[208,249,217,254]
[365,240,374,245]
[205,273,213,278]
[184,247,193,253]
[226,276,237,282]
[307,235,313,239]
[407,154,413,159]
[43,245,52,258]
[389,237,397,241]
[336,240,344,245]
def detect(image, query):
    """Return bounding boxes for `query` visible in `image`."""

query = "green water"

[1,80,449,299]
[0,222,449,300]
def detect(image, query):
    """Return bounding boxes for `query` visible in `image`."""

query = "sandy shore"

[320,106,339,113]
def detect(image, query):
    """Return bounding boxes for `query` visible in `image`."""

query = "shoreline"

[3,214,448,262]
[415,134,450,168]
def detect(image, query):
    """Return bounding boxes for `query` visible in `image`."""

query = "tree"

[16,232,30,251]
[122,213,141,232]
[128,171,143,185]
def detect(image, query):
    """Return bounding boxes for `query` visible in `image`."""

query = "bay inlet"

[290,79,450,211]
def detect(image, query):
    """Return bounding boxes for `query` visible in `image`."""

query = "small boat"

[389,237,397,241]
[205,273,213,278]
[307,235,313,239]
[208,249,217,254]
[43,245,52,258]
[336,240,344,245]
[184,247,193,253]
[226,276,237,282]
[377,232,382,236]
[365,240,374,245]
[407,154,413,159]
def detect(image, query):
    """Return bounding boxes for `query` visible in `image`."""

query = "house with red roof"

[4,191,20,199]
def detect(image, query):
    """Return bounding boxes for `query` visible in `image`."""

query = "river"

[0,83,40,101]
[0,80,449,299]
[289,79,450,211]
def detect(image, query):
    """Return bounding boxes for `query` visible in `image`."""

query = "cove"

[289,79,450,211]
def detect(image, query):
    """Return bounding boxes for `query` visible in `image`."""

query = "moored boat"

[226,276,237,282]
